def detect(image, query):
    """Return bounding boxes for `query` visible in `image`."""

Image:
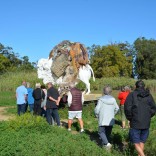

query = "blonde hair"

[35,83,41,88]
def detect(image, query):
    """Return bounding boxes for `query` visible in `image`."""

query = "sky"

[0,0,156,62]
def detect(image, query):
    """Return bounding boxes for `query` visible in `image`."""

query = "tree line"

[1,37,156,79]
[89,37,156,79]
[0,43,36,74]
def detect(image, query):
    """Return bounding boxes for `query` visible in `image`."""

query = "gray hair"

[103,85,112,95]
[69,83,76,88]
[124,86,131,92]
[35,83,41,88]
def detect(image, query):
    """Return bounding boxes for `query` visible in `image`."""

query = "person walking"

[46,82,61,126]
[118,86,130,129]
[94,85,119,150]
[16,81,28,115]
[124,80,156,156]
[33,83,45,115]
[67,83,84,133]
[26,82,34,113]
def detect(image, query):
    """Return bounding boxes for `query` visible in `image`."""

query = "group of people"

[16,81,84,132]
[95,80,156,156]
[16,80,156,156]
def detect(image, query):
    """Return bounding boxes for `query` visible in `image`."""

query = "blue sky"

[0,0,156,62]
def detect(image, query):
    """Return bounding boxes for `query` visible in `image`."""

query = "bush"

[0,113,115,156]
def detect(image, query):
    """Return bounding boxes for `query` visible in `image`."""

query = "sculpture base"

[84,94,102,102]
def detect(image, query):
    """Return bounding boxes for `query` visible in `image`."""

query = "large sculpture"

[37,40,95,95]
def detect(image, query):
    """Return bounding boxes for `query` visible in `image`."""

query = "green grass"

[1,71,156,156]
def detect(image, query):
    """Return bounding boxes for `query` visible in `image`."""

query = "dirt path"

[0,107,14,121]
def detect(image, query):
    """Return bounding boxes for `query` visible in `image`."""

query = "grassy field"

[0,71,156,156]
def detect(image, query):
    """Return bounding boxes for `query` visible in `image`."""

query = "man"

[67,83,84,133]
[16,81,28,115]
[94,85,119,150]
[33,83,45,115]
[46,82,61,126]
[124,80,156,156]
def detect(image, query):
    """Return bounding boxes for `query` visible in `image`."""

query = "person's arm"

[49,96,57,103]
[24,88,28,101]
[118,92,123,100]
[124,93,133,121]
[94,99,102,117]
[67,91,72,107]
[56,96,61,106]
[82,94,84,105]
[149,94,156,117]
[114,99,119,115]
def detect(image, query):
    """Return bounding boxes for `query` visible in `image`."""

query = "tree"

[90,44,132,78]
[0,43,35,73]
[134,37,156,79]
[0,54,11,73]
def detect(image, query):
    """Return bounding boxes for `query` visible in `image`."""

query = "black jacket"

[46,87,59,109]
[33,88,45,101]
[124,88,156,129]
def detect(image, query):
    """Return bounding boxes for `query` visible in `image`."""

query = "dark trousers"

[98,126,113,145]
[29,104,34,113]
[34,100,42,115]
[41,108,46,117]
[46,108,60,126]
[17,104,26,116]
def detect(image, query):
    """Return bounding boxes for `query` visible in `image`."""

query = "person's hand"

[44,106,46,110]
[56,100,59,106]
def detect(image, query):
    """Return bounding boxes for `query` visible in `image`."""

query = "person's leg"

[98,126,109,145]
[25,102,28,112]
[78,118,84,130]
[36,101,42,115]
[29,104,34,113]
[76,111,84,132]
[68,119,73,130]
[52,109,60,126]
[68,111,74,130]
[120,105,126,128]
[134,144,145,156]
[139,129,149,154]
[105,126,113,143]
[21,104,26,114]
[46,109,52,125]
[17,105,21,115]
[129,128,145,156]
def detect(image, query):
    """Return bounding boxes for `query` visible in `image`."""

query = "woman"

[94,86,119,150]
[118,86,130,129]
[33,83,45,115]
[26,82,34,113]
[41,84,47,117]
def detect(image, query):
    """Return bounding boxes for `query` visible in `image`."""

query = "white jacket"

[94,95,119,126]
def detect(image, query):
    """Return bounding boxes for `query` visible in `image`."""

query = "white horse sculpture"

[37,58,95,94]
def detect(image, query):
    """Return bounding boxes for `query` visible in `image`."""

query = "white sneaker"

[104,143,112,151]
[68,128,71,131]
[80,129,85,133]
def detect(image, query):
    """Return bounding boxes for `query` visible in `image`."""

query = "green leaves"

[135,37,156,79]
[90,44,132,78]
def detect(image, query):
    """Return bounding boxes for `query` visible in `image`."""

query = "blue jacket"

[27,88,34,104]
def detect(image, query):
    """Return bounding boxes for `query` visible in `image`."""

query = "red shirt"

[118,91,130,105]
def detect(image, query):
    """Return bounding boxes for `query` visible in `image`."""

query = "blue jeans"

[17,104,26,115]
[98,126,113,145]
[29,104,34,112]
[46,108,60,126]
